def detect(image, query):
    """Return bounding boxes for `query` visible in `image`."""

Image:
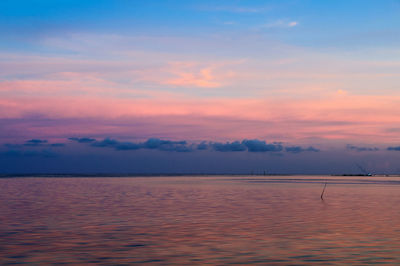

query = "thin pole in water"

[320,182,327,200]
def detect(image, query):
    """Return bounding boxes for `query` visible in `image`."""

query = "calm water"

[1,176,400,265]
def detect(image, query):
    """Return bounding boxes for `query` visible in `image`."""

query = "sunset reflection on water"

[1,176,400,264]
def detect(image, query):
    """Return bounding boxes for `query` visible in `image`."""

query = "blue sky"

[2,0,399,48]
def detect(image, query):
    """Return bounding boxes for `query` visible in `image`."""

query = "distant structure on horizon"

[356,164,372,176]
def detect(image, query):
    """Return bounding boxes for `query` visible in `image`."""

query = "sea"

[1,175,400,265]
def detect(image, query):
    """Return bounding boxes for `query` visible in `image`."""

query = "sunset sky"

[1,0,400,174]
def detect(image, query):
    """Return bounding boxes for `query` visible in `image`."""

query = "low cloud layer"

[2,137,321,158]
[24,139,48,146]
[71,137,192,152]
[211,141,246,152]
[243,139,283,152]
[347,144,379,152]
[4,139,65,149]
[68,137,96,143]
[285,146,320,153]
[3,138,400,175]
[69,137,319,154]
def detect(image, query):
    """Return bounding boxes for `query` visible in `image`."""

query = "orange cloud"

[163,62,222,88]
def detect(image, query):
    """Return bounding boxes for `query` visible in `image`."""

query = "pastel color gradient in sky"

[1,0,400,174]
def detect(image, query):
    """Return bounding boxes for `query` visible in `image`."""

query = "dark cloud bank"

[1,137,319,160]
[6,137,400,157]
[2,138,400,175]
[25,139,65,147]
[69,137,320,154]
[346,144,379,152]
[345,144,400,152]
[1,139,64,158]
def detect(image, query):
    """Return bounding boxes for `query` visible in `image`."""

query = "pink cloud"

[1,33,400,146]
[163,62,222,88]
[1,93,400,144]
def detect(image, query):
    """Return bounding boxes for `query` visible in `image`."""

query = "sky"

[1,0,400,174]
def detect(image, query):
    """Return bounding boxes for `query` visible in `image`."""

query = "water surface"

[1,175,400,265]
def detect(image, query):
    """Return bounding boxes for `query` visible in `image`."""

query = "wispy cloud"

[2,92,400,144]
[261,20,299,29]
[163,62,222,88]
[1,28,400,147]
